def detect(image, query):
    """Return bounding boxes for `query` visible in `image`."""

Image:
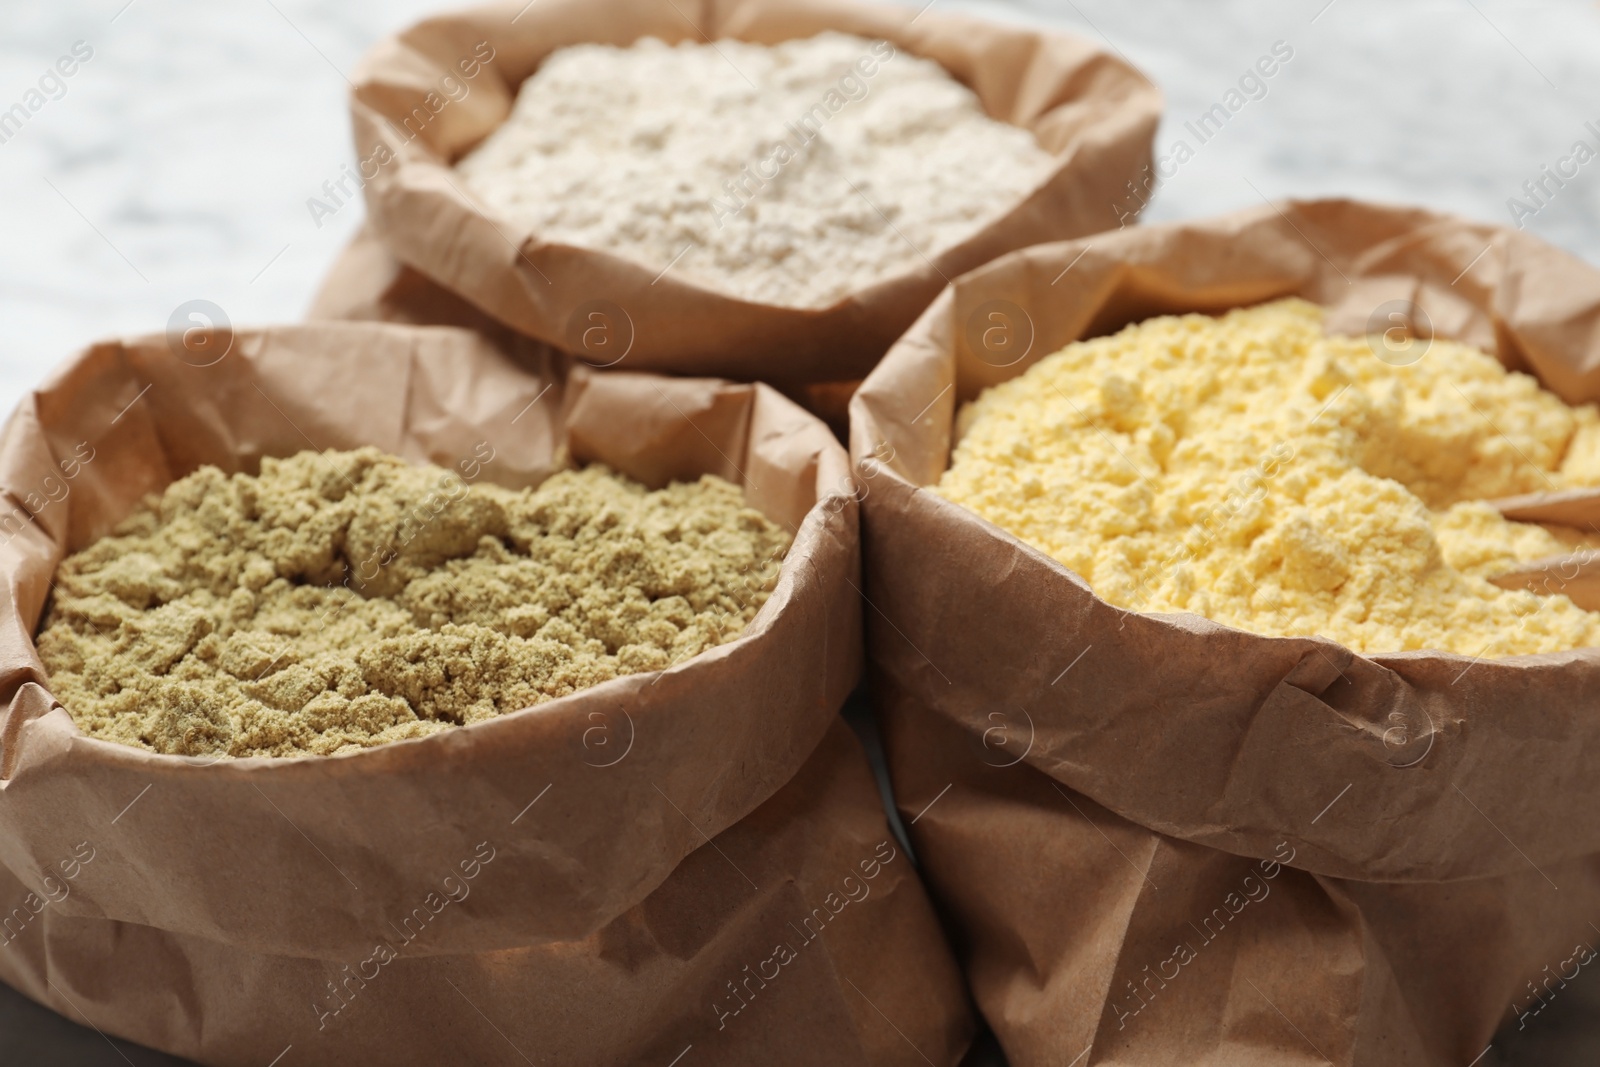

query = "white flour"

[455,33,1056,309]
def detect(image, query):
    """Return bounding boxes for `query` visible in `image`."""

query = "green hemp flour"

[36,448,790,758]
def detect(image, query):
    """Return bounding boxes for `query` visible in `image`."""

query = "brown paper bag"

[309,223,864,440]
[0,322,972,1064]
[343,0,1161,386]
[848,199,1600,1066]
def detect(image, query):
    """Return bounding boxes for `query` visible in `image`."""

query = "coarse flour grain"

[938,299,1600,656]
[38,450,791,758]
[455,32,1056,308]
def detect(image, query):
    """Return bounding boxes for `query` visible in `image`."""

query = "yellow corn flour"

[938,299,1600,655]
[37,449,791,758]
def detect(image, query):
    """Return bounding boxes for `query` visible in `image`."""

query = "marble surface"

[4,0,1600,426]
[5,1,1600,1064]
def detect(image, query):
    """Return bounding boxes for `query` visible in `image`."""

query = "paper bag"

[308,223,862,440]
[0,322,972,1064]
[848,198,1600,1065]
[344,0,1161,385]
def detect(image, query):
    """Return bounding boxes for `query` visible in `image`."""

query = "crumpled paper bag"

[0,321,972,1065]
[344,0,1161,385]
[848,198,1600,1066]
[309,223,862,440]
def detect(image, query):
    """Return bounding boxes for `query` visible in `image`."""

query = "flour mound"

[38,450,792,757]
[455,32,1055,309]
[938,299,1600,655]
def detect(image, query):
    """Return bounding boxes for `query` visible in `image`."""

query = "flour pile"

[38,450,791,757]
[456,33,1055,308]
[939,299,1600,655]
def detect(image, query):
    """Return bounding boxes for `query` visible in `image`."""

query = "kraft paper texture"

[345,0,1161,385]
[308,223,863,440]
[848,198,1600,1066]
[0,322,972,1065]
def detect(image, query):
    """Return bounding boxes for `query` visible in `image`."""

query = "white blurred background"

[3,2,1600,1064]
[3,0,1599,423]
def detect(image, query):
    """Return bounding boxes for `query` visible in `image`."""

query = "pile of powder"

[937,298,1600,656]
[454,32,1056,309]
[36,449,791,758]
